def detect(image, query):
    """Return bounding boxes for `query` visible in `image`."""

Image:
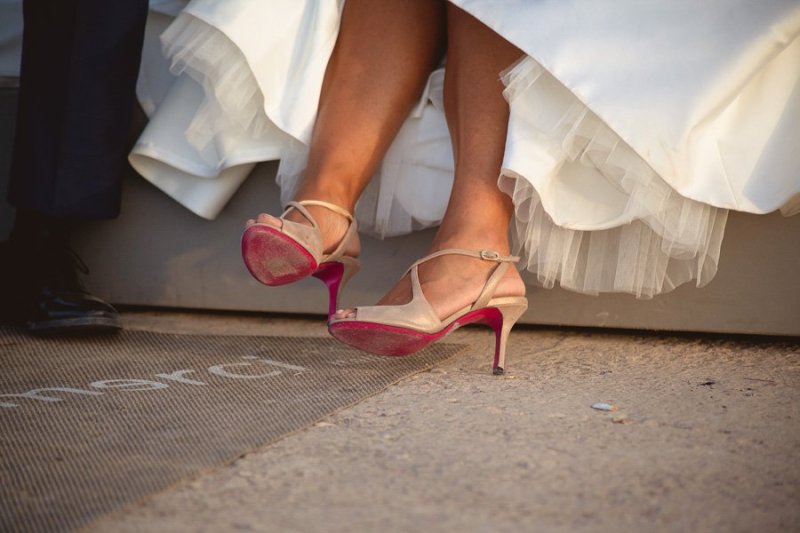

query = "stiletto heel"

[311,257,361,317]
[242,200,359,316]
[489,302,528,375]
[329,249,528,374]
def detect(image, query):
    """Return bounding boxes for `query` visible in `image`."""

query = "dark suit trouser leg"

[8,0,148,219]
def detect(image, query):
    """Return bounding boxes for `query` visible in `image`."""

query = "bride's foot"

[245,201,360,259]
[333,241,525,321]
[241,199,362,316]
[328,246,528,374]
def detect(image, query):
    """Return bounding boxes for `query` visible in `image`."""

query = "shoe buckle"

[479,250,500,261]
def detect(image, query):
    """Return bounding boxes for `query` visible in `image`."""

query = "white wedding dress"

[131,0,800,298]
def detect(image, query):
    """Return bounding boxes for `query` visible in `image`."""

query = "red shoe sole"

[329,321,442,356]
[328,307,504,357]
[241,225,317,286]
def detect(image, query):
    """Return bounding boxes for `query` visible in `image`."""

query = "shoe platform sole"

[328,307,505,357]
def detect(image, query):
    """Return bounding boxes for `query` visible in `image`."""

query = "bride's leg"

[247,0,446,256]
[336,3,525,319]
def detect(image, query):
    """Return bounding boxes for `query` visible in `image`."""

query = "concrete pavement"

[89,310,800,532]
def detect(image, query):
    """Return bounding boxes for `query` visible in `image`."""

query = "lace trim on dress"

[161,13,281,153]
[500,57,729,298]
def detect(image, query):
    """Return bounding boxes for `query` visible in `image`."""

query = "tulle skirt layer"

[498,58,730,296]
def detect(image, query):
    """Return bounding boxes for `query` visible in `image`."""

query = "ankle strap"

[282,200,357,262]
[285,200,354,222]
[400,248,520,313]
[403,248,519,278]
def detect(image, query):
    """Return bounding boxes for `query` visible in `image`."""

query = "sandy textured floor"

[89,310,799,532]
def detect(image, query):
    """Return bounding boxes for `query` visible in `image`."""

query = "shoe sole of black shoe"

[27,316,122,335]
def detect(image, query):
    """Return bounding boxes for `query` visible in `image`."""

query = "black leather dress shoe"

[0,235,120,334]
[25,286,121,334]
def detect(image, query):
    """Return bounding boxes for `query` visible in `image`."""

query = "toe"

[333,308,356,320]
[256,213,282,227]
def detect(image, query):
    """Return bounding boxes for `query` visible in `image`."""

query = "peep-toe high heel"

[241,200,360,316]
[328,249,528,375]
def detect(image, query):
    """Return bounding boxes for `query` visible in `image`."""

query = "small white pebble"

[591,402,617,412]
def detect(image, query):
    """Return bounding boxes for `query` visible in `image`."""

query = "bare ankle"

[430,235,511,255]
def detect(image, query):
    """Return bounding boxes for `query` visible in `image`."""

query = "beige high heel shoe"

[328,249,528,374]
[241,200,360,316]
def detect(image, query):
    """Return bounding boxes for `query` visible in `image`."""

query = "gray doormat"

[0,327,464,532]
